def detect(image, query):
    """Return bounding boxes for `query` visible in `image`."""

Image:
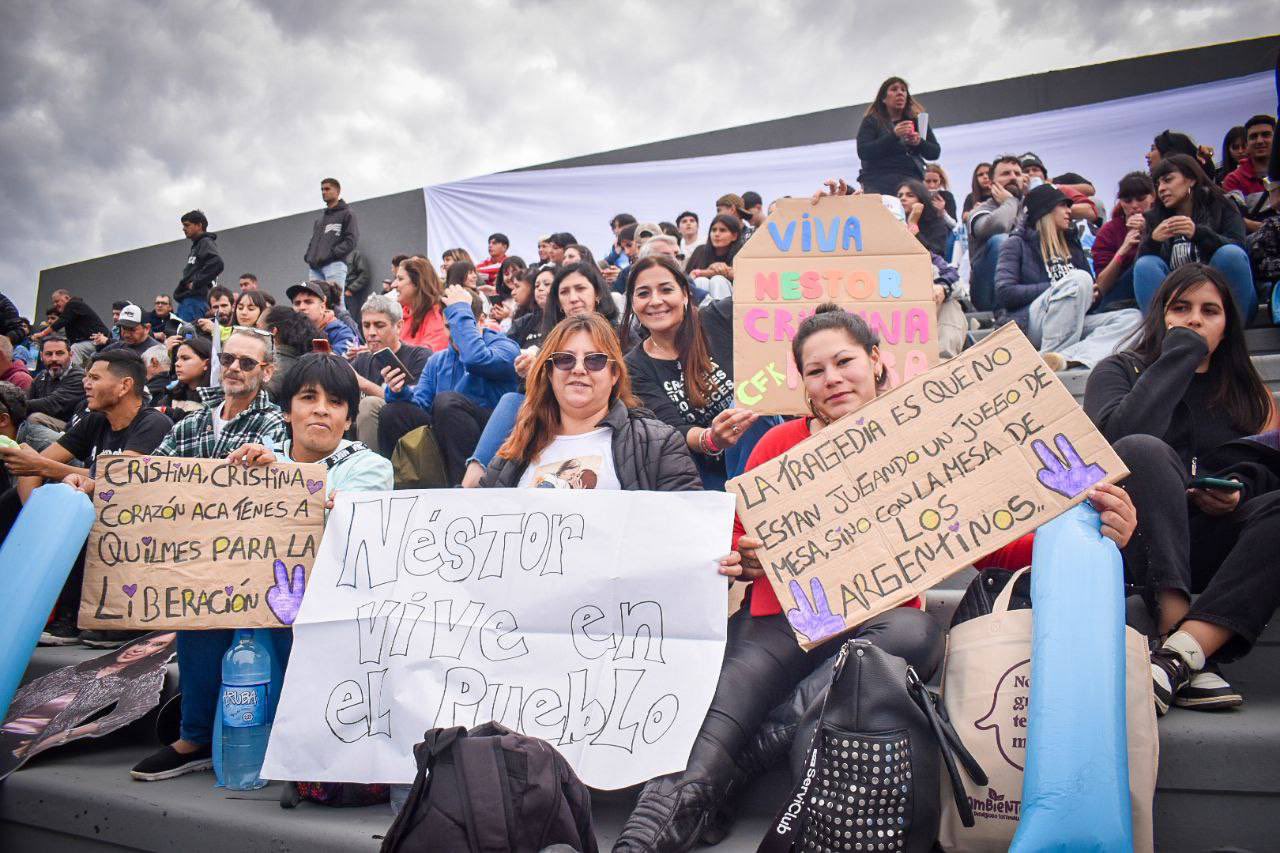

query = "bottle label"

[221,682,268,728]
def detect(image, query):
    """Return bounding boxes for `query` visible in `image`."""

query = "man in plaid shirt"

[132,327,290,782]
[154,329,286,459]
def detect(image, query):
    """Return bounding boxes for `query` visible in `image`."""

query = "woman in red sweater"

[616,304,945,852]
[395,257,450,352]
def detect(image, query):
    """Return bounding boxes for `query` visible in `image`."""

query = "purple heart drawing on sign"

[948,522,960,532]
[306,479,324,495]
[122,584,138,598]
[142,456,151,462]
[855,417,865,425]
[99,489,114,502]
[266,560,306,625]
[224,585,235,596]
[142,536,153,545]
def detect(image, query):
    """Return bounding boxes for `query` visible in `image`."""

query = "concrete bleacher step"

[5,581,1278,851]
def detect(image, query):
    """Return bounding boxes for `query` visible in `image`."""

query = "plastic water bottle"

[220,629,272,790]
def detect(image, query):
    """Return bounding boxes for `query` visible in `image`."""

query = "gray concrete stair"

[5,343,1280,851]
[5,582,1278,851]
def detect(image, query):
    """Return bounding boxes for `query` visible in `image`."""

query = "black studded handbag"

[757,639,986,853]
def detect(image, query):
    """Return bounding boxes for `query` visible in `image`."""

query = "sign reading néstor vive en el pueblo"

[733,195,939,414]
[727,324,1128,650]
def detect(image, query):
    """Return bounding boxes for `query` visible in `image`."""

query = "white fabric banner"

[262,488,735,790]
[424,72,1273,263]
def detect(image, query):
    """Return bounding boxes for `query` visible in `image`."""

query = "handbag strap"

[991,565,1032,614]
[756,641,856,853]
[907,667,985,828]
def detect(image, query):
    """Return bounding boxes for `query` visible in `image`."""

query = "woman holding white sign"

[461,264,622,486]
[614,305,945,852]
[479,313,700,491]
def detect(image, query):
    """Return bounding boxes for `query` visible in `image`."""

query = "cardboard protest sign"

[79,455,327,630]
[262,489,735,790]
[733,195,939,414]
[727,324,1127,650]
[1,632,176,780]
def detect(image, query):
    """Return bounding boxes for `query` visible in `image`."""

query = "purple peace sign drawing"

[786,577,845,644]
[1032,433,1106,499]
[266,559,306,625]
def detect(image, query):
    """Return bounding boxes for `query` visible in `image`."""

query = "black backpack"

[380,722,598,853]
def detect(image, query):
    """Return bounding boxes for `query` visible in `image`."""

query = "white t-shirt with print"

[517,427,621,490]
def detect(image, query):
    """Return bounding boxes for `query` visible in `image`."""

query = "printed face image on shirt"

[530,455,602,490]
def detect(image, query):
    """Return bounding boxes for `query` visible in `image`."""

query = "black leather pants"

[682,603,944,787]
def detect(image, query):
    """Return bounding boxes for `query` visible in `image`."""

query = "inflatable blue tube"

[0,484,95,719]
[1011,503,1132,852]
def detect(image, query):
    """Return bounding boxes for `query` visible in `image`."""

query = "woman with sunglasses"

[479,313,700,491]
[621,255,763,489]
[460,263,620,486]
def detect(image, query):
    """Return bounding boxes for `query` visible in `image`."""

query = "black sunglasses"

[548,352,612,372]
[217,352,263,372]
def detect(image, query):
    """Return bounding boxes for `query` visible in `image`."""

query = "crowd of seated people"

[0,74,1277,852]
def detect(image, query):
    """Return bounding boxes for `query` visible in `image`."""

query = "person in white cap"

[96,304,155,358]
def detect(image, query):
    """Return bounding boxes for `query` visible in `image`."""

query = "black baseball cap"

[286,280,331,306]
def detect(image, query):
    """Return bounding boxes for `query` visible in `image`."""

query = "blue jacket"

[387,301,519,411]
[324,318,357,355]
[994,223,1092,330]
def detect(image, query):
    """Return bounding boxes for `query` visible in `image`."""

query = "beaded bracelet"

[699,428,724,457]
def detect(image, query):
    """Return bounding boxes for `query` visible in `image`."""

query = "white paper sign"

[262,488,736,790]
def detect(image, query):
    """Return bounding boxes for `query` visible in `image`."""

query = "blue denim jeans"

[969,233,1007,312]
[1027,270,1142,368]
[176,295,207,323]
[1134,245,1256,323]
[1096,266,1135,309]
[177,628,293,745]
[308,260,349,286]
[468,392,525,469]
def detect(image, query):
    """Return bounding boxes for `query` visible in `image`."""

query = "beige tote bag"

[937,567,1158,852]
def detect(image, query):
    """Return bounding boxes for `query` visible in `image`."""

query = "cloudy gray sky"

[1,1,1273,313]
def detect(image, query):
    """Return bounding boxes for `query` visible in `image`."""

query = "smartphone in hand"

[1188,476,1244,492]
[373,347,416,384]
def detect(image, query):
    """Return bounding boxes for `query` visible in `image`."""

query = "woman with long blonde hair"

[994,183,1140,369]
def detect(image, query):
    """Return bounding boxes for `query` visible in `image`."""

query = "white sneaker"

[1175,664,1243,710]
